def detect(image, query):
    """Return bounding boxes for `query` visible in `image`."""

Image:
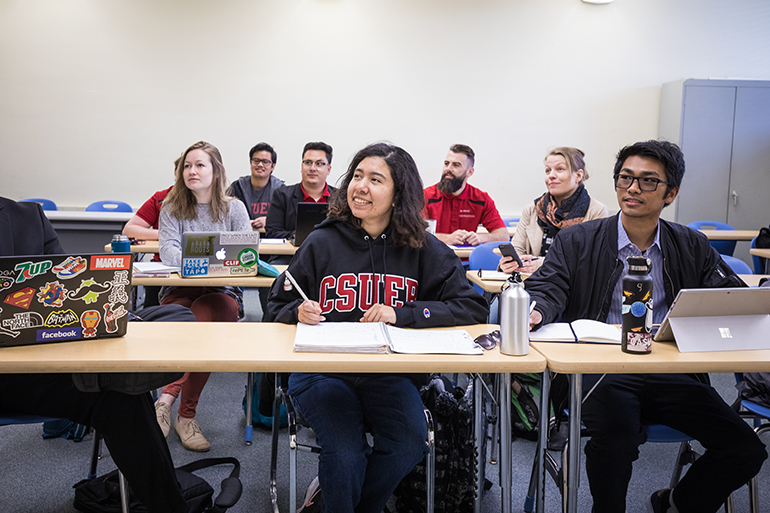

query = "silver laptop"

[180,231,259,278]
[654,287,770,352]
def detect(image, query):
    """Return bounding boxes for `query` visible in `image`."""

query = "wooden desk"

[478,226,517,237]
[700,229,759,241]
[105,240,298,256]
[0,322,544,513]
[531,340,770,513]
[132,266,287,287]
[751,248,770,259]
[450,246,473,259]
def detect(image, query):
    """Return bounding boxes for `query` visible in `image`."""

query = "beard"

[437,173,466,194]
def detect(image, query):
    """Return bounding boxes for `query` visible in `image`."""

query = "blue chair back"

[19,198,57,211]
[721,255,752,275]
[85,200,133,213]
[469,241,502,271]
[502,217,520,227]
[687,220,736,256]
[751,236,766,275]
[469,242,505,297]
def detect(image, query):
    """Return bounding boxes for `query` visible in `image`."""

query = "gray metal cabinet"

[659,79,770,229]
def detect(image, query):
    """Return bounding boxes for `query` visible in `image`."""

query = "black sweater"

[524,213,745,327]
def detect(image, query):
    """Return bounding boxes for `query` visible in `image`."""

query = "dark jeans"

[289,373,428,513]
[581,373,767,513]
[0,373,188,513]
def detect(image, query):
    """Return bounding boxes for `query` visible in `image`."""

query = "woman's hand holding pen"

[298,300,325,325]
[499,254,539,274]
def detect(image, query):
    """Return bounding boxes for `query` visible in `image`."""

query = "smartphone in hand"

[498,243,524,268]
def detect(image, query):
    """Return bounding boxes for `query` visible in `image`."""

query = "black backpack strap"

[177,457,242,513]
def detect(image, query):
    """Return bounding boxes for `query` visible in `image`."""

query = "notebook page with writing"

[385,326,482,355]
[293,322,389,353]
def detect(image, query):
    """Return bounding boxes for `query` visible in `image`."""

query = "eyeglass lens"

[302,160,327,168]
[616,175,662,192]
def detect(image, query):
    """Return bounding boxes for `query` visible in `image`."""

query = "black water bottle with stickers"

[621,256,653,354]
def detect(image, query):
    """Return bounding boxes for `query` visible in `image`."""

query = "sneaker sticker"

[4,287,35,309]
[44,309,79,328]
[67,278,112,305]
[52,256,88,279]
[37,281,69,308]
[14,260,53,284]
[81,310,101,337]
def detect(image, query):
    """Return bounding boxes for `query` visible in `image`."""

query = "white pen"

[284,270,310,303]
[529,300,537,313]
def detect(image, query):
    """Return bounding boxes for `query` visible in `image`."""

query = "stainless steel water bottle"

[621,256,653,354]
[499,272,530,356]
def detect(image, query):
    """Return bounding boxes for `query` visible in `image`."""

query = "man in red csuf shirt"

[423,144,509,246]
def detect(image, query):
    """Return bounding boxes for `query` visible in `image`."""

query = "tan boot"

[174,416,210,452]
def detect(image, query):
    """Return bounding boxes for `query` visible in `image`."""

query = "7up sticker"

[14,260,53,283]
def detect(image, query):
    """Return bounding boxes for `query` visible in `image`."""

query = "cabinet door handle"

[732,190,739,207]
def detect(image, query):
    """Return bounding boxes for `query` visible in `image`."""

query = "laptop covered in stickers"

[180,231,260,278]
[0,253,132,348]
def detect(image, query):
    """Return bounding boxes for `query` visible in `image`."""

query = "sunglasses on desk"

[474,329,500,350]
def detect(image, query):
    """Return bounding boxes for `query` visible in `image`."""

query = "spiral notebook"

[293,322,483,354]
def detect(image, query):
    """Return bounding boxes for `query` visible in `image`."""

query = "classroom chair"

[0,413,129,513]
[688,220,737,256]
[19,198,57,211]
[734,372,770,513]
[267,373,435,513]
[750,236,766,275]
[469,241,504,299]
[721,254,753,275]
[85,200,133,213]
[502,216,520,227]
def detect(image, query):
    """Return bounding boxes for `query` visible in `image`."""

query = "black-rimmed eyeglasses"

[614,174,668,192]
[251,158,273,166]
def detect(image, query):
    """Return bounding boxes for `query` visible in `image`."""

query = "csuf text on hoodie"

[265,218,489,328]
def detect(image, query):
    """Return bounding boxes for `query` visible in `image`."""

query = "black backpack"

[73,457,242,513]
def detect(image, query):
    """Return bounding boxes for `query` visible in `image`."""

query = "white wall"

[1,0,769,215]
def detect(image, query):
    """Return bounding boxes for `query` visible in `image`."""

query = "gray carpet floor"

[2,288,769,512]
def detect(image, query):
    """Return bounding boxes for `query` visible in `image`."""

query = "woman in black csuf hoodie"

[265,142,488,513]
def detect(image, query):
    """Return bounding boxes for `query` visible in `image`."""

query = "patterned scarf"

[534,184,591,256]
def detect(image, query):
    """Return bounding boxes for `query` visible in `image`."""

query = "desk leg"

[535,369,551,513]
[500,372,512,513]
[566,374,582,513]
[474,373,483,513]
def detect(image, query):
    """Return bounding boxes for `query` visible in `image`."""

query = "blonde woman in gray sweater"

[154,141,250,452]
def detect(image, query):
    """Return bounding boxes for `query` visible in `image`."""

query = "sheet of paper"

[571,319,621,344]
[293,322,389,353]
[260,238,287,244]
[133,262,180,274]
[528,323,576,343]
[386,326,482,355]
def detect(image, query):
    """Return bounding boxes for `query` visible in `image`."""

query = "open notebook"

[529,319,621,345]
[293,322,483,355]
